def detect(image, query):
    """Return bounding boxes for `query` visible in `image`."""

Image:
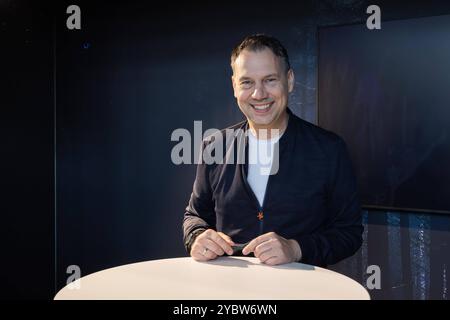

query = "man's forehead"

[234,48,281,67]
[234,49,283,77]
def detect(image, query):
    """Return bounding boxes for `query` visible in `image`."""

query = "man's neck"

[249,111,289,140]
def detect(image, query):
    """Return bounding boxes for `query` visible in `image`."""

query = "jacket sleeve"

[182,142,216,253]
[293,138,363,267]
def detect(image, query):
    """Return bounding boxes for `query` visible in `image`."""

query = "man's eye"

[266,78,277,82]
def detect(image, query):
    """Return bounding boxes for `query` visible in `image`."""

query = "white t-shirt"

[247,130,282,207]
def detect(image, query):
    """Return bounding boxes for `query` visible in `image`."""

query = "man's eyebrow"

[238,74,279,81]
[264,74,279,78]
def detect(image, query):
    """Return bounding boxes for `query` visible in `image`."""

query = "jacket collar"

[241,107,295,141]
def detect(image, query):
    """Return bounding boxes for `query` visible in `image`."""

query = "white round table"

[54,256,370,300]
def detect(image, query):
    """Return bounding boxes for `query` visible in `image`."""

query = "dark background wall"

[319,15,450,213]
[1,1,54,299]
[2,0,450,299]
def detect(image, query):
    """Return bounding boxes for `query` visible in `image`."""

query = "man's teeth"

[253,103,271,110]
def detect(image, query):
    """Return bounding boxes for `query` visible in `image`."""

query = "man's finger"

[217,232,235,246]
[254,242,272,258]
[211,232,234,255]
[242,234,271,255]
[197,244,218,260]
[262,256,279,265]
[205,239,225,256]
[191,243,216,261]
[202,249,217,260]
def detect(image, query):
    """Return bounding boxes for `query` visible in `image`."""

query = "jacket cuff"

[293,234,317,266]
[184,228,207,254]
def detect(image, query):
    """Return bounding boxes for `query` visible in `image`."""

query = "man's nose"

[251,83,268,100]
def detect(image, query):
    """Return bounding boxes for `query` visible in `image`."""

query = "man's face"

[232,48,294,130]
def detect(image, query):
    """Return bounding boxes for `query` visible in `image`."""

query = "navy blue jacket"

[183,109,363,267]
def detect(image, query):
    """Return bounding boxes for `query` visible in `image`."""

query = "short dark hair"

[230,34,291,72]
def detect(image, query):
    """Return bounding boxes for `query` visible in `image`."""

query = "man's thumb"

[218,232,235,245]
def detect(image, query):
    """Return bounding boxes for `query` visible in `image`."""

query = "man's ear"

[287,69,295,93]
[231,75,238,98]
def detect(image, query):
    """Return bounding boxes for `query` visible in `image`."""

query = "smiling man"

[232,44,293,137]
[182,34,363,267]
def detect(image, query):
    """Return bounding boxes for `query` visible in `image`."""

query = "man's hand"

[190,229,235,261]
[242,232,302,265]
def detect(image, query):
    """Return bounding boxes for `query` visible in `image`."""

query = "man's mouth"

[250,102,273,113]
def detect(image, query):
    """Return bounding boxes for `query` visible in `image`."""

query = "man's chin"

[249,117,274,127]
